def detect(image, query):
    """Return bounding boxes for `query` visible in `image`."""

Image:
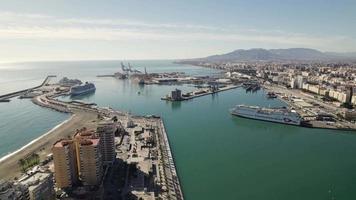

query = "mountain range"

[181,48,356,62]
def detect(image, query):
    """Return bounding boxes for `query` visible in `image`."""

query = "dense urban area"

[178,59,356,129]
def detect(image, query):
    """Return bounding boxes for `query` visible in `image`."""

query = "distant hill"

[180,48,356,62]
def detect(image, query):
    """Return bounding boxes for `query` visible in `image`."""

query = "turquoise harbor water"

[1,60,356,199]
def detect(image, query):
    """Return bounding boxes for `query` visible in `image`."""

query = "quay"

[162,84,239,101]
[263,84,356,131]
[157,119,184,200]
[0,75,56,102]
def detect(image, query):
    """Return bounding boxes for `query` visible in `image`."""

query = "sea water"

[1,60,356,199]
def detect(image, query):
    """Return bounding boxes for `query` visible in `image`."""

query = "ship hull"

[70,87,96,96]
[230,107,301,126]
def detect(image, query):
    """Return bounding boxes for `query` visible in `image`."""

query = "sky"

[0,0,355,62]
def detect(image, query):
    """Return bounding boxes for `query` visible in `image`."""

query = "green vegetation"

[18,153,40,172]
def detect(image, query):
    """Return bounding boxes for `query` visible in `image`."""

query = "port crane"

[121,62,142,73]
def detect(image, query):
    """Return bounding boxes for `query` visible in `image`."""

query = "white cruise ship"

[70,82,96,96]
[230,105,301,125]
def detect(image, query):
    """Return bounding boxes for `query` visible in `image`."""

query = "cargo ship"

[70,82,96,96]
[230,105,301,125]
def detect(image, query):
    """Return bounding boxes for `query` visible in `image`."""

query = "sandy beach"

[0,109,98,180]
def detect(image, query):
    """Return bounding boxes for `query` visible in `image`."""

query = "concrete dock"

[157,119,184,200]
[0,75,56,102]
[162,84,239,101]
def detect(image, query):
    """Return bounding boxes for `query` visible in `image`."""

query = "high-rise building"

[78,138,103,186]
[296,75,305,89]
[19,172,55,200]
[52,128,105,188]
[73,128,95,176]
[290,77,297,89]
[52,139,78,188]
[96,121,116,164]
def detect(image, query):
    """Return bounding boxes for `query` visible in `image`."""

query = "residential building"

[19,172,55,200]
[352,94,356,105]
[73,128,95,176]
[296,75,305,89]
[290,77,297,89]
[52,139,78,188]
[97,121,116,164]
[329,89,351,103]
[0,180,29,200]
[78,138,103,186]
[308,84,320,94]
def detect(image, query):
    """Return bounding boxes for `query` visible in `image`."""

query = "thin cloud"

[0,11,354,52]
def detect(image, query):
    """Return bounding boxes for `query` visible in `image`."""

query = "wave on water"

[0,115,74,163]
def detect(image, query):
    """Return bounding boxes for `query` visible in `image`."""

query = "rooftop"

[0,180,28,200]
[79,138,100,146]
[74,127,95,139]
[19,172,52,190]
[53,139,73,148]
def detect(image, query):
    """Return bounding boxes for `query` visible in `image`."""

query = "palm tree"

[18,158,26,172]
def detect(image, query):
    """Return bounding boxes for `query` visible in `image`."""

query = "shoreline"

[0,110,98,180]
[0,115,74,163]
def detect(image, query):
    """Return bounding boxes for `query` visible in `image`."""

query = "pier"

[0,75,56,102]
[162,84,240,101]
[157,119,184,200]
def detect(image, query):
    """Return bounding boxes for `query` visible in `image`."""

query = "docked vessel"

[267,92,277,98]
[70,82,96,96]
[58,77,82,86]
[230,105,301,125]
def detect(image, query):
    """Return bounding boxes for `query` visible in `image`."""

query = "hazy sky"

[0,0,355,62]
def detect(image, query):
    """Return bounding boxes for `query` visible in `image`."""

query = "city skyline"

[1,0,356,62]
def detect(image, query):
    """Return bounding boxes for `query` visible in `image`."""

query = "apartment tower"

[73,128,95,177]
[78,138,103,186]
[52,139,78,188]
[96,120,116,164]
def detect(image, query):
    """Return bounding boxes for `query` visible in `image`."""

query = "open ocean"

[1,60,356,200]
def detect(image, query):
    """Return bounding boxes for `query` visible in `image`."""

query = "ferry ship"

[70,82,96,96]
[230,105,301,125]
